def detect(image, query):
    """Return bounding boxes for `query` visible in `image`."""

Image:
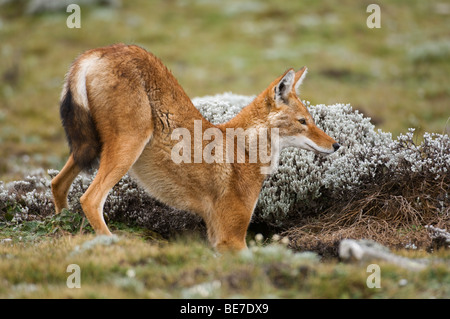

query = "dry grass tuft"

[284,174,449,257]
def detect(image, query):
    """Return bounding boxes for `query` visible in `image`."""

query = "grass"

[0,224,448,299]
[0,180,448,298]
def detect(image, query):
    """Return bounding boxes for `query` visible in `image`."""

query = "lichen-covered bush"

[1,93,449,248]
[0,171,54,224]
[194,93,449,227]
[0,169,204,237]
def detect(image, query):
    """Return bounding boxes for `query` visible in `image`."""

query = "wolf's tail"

[59,79,102,171]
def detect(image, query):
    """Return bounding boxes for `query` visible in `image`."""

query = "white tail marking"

[73,56,98,110]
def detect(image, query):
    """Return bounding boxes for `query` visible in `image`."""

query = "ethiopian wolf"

[51,44,340,251]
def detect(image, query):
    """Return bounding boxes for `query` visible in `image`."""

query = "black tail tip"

[73,144,101,171]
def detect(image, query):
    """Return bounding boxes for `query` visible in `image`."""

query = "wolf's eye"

[298,118,307,125]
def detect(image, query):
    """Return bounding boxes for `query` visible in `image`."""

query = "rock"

[339,239,428,271]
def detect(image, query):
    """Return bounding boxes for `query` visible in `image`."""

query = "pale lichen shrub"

[257,103,395,226]
[193,94,394,225]
[393,129,450,179]
[0,169,54,224]
[192,92,255,124]
[193,94,449,227]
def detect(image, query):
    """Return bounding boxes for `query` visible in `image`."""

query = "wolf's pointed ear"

[274,69,295,105]
[294,66,308,95]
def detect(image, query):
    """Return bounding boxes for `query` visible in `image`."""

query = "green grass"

[0,0,449,181]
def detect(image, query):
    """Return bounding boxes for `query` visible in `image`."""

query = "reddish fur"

[52,44,338,251]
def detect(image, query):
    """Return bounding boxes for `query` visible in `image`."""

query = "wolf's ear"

[294,66,308,95]
[274,69,295,105]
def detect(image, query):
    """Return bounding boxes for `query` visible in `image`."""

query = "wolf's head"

[261,67,340,155]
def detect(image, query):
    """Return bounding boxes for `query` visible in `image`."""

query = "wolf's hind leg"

[79,133,152,236]
[51,154,82,213]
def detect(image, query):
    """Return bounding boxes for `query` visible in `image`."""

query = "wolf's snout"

[333,143,341,151]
